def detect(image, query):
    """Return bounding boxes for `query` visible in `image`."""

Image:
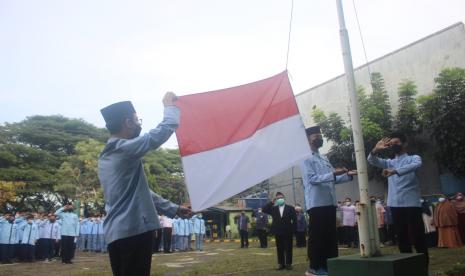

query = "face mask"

[49,219,56,223]
[258,210,262,213]
[27,220,33,224]
[313,138,323,148]
[345,202,351,206]
[390,144,403,154]
[131,125,142,138]
[438,197,446,203]
[276,198,285,206]
[198,215,202,218]
[420,199,424,203]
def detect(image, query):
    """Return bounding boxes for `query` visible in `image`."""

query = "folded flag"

[175,71,311,211]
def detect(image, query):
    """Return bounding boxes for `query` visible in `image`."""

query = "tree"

[0,181,25,211]
[419,67,465,177]
[395,80,420,137]
[1,115,107,155]
[55,139,105,212]
[0,115,108,211]
[369,72,393,133]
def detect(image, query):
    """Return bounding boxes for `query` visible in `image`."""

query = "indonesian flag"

[175,71,311,211]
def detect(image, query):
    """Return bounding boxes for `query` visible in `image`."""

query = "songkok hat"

[305,126,321,136]
[100,101,136,129]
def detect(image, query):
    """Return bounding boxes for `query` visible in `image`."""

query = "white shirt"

[163,217,173,228]
[279,205,285,218]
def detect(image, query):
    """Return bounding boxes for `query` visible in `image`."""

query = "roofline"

[296,21,465,97]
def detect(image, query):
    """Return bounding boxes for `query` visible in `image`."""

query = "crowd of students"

[152,214,206,253]
[0,206,78,264]
[0,208,207,265]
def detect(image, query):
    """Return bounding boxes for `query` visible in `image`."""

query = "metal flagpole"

[335,0,380,257]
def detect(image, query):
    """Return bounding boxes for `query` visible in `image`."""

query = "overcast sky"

[1,0,464,147]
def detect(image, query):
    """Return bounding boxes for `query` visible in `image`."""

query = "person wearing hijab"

[420,199,437,247]
[98,93,191,276]
[452,192,465,243]
[435,196,463,248]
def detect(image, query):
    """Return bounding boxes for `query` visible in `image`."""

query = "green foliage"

[369,72,393,132]
[55,139,105,210]
[0,115,108,212]
[311,72,394,180]
[1,115,107,155]
[419,67,465,176]
[395,80,420,136]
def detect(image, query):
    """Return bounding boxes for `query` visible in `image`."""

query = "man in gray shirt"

[98,92,190,276]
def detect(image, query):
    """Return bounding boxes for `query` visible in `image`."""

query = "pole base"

[328,253,427,276]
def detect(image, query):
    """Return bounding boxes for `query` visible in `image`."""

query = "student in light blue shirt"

[0,213,17,263]
[82,217,93,251]
[14,213,26,260]
[55,204,79,264]
[90,216,101,252]
[19,215,39,262]
[367,132,428,267]
[98,216,106,253]
[172,217,180,251]
[98,94,191,276]
[192,214,206,251]
[300,126,356,276]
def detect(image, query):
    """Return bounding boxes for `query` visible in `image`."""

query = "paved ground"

[0,241,464,275]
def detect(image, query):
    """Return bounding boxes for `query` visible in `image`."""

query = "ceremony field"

[0,241,464,276]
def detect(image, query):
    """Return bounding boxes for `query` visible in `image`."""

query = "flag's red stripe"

[175,71,299,156]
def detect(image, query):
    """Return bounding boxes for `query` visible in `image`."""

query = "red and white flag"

[175,71,311,211]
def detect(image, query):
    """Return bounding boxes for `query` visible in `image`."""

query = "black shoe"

[276,265,285,270]
[286,264,293,270]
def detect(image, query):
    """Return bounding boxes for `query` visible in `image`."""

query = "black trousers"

[152,229,162,253]
[257,229,268,248]
[163,228,172,252]
[239,230,249,247]
[276,233,293,266]
[0,244,14,263]
[20,244,35,262]
[342,226,356,246]
[42,239,56,260]
[61,235,75,263]
[108,231,153,276]
[36,238,47,260]
[390,207,429,266]
[307,206,338,271]
[295,231,306,247]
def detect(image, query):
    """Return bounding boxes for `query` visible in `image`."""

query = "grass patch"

[0,240,463,275]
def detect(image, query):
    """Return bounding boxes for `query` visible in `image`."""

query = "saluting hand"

[372,137,391,154]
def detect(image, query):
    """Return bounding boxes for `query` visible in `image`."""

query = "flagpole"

[335,0,380,257]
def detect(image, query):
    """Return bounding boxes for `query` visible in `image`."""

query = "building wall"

[270,23,465,204]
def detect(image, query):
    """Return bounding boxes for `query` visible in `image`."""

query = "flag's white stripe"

[182,114,311,211]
